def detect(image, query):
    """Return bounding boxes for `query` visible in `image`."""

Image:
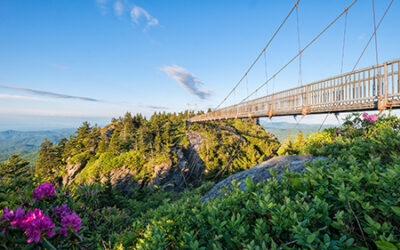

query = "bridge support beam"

[251,117,260,126]
[378,63,392,113]
[185,120,192,129]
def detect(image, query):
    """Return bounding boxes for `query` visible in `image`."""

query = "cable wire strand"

[240,0,359,104]
[319,0,393,132]
[320,8,349,132]
[215,1,300,110]
[263,51,269,96]
[372,0,379,66]
[296,4,303,86]
[350,0,393,73]
[340,11,348,74]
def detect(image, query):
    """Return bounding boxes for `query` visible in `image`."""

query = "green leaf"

[41,239,57,250]
[346,238,355,246]
[307,233,317,244]
[375,241,397,250]
[245,176,254,191]
[390,206,400,216]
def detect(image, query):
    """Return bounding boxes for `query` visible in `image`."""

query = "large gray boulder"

[202,155,326,201]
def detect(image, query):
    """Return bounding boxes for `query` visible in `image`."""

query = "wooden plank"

[385,63,389,101]
[363,71,366,101]
[368,69,371,97]
[398,61,400,95]
[392,63,394,94]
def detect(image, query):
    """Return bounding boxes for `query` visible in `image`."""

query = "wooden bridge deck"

[190,58,400,122]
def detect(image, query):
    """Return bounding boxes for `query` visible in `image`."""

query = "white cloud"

[0,85,101,102]
[0,107,110,118]
[130,6,159,29]
[114,1,124,16]
[0,94,57,102]
[161,65,212,100]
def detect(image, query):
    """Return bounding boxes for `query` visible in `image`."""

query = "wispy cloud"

[161,65,212,100]
[0,85,101,102]
[0,94,57,102]
[114,1,124,16]
[0,107,111,118]
[96,0,109,13]
[139,104,169,110]
[51,64,69,71]
[94,1,159,30]
[130,6,159,29]
[0,94,53,103]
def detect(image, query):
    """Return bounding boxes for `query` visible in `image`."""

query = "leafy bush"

[111,113,400,249]
[117,144,400,249]
[2,112,399,249]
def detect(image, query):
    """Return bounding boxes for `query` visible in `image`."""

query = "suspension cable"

[286,115,305,139]
[246,75,249,97]
[350,0,393,73]
[215,1,300,110]
[372,0,379,66]
[319,8,349,132]
[240,0,359,104]
[296,2,303,86]
[264,51,268,96]
[340,11,348,74]
[319,0,393,131]
[318,113,330,132]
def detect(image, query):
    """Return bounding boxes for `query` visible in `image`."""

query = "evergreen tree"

[35,139,64,182]
[0,154,29,182]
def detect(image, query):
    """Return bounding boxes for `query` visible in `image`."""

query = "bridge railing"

[190,58,400,122]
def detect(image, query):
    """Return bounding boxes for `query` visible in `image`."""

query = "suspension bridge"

[189,0,398,124]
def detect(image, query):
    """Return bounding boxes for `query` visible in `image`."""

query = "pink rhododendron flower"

[33,183,55,201]
[20,209,55,243]
[9,206,26,228]
[53,204,71,218]
[369,115,378,122]
[59,212,82,237]
[0,207,15,222]
[0,206,25,233]
[336,129,341,134]
[362,113,378,123]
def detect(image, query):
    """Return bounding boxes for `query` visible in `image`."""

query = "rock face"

[62,161,86,186]
[202,155,326,201]
[148,133,206,192]
[99,166,141,194]
[61,132,207,193]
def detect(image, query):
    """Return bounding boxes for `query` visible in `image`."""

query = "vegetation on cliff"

[1,112,399,249]
[34,112,279,187]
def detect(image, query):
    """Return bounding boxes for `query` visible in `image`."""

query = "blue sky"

[0,0,399,130]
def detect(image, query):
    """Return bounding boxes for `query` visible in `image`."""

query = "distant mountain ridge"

[0,128,75,162]
[261,121,334,142]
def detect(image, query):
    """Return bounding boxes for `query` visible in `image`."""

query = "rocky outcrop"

[101,124,116,140]
[202,155,326,201]
[148,162,179,190]
[148,137,206,192]
[60,132,207,193]
[184,131,206,184]
[187,131,204,151]
[62,160,86,186]
[99,166,141,193]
